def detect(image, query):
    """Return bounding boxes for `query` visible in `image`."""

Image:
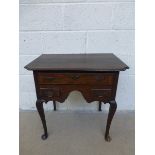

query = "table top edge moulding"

[24,53,129,71]
[24,53,129,142]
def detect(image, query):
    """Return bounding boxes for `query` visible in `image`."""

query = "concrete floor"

[20,111,134,155]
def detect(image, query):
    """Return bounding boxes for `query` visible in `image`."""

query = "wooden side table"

[25,53,129,142]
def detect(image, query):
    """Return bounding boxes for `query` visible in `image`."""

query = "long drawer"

[37,72,115,85]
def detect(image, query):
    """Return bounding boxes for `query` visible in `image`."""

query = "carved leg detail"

[36,99,48,140]
[98,101,102,111]
[105,100,117,142]
[53,100,56,111]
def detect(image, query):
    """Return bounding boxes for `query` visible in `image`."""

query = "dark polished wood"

[25,53,129,71]
[37,72,115,85]
[36,99,48,140]
[105,100,117,142]
[25,53,129,142]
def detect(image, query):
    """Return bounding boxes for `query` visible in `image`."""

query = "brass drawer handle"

[40,87,60,97]
[45,77,56,81]
[47,91,54,97]
[98,95,103,98]
[71,75,80,80]
[40,89,54,97]
[44,91,54,98]
[92,89,112,98]
[95,76,104,81]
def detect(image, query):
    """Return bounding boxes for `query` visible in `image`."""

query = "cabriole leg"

[36,99,48,140]
[105,100,117,142]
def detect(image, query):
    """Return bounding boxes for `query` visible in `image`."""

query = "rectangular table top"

[24,53,129,72]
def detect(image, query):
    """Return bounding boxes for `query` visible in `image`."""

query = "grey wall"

[19,0,135,111]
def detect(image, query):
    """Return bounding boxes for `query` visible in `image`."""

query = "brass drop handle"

[98,95,103,98]
[46,77,56,81]
[95,76,104,81]
[47,91,54,97]
[71,75,80,80]
[40,88,54,97]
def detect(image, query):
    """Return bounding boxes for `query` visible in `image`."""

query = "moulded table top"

[24,53,129,72]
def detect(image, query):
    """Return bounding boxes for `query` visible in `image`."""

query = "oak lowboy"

[25,53,129,142]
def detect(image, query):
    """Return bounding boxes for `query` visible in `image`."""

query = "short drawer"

[39,87,60,98]
[37,73,115,85]
[91,88,113,100]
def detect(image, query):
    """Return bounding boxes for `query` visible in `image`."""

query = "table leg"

[98,101,102,111]
[53,100,56,111]
[36,99,48,140]
[105,100,117,142]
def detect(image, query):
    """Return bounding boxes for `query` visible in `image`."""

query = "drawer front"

[37,84,114,102]
[91,88,113,101]
[39,87,60,99]
[37,73,115,85]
